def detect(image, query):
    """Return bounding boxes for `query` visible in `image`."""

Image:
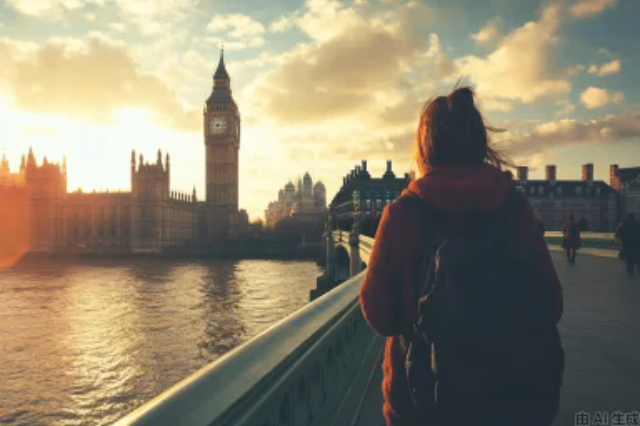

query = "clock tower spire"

[204,47,240,240]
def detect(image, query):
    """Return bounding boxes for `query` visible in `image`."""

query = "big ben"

[204,48,240,240]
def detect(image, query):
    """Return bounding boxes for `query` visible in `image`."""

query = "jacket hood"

[403,162,515,213]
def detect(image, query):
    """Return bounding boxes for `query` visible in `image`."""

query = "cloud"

[580,86,624,109]
[269,16,294,33]
[470,18,501,45]
[0,34,199,131]
[207,14,266,39]
[295,0,366,42]
[586,59,620,76]
[555,100,576,117]
[569,0,616,18]
[455,5,571,105]
[6,0,196,35]
[199,36,264,50]
[206,14,266,50]
[597,48,615,57]
[424,33,458,79]
[108,22,127,32]
[499,110,640,158]
[5,0,102,19]
[244,1,426,126]
[566,64,585,76]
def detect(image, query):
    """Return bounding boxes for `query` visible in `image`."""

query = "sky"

[0,0,638,220]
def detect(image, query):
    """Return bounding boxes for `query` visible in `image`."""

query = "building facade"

[0,49,240,253]
[514,163,617,231]
[329,160,622,235]
[610,165,640,217]
[329,160,411,235]
[265,172,327,227]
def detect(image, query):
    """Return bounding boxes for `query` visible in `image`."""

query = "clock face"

[210,117,227,134]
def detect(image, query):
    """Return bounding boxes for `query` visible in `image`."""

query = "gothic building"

[265,173,327,227]
[0,49,241,254]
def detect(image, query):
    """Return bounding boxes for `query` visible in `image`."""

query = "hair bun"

[448,87,475,114]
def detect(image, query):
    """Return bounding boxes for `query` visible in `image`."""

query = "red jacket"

[359,162,563,426]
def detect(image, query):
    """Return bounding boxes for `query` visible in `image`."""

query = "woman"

[562,213,581,264]
[360,87,564,426]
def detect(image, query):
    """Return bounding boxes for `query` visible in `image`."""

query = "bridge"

[115,228,639,426]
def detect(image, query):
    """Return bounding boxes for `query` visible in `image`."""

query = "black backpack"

[399,188,564,416]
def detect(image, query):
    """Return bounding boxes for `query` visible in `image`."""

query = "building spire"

[213,45,230,81]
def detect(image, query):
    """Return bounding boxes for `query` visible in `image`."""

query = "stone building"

[265,173,327,227]
[515,163,617,232]
[329,160,411,234]
[610,165,640,218]
[0,49,242,253]
[1,148,198,253]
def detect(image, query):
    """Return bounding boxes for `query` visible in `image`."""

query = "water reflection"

[0,258,320,425]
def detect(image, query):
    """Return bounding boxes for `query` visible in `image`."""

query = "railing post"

[324,218,334,273]
[349,214,361,277]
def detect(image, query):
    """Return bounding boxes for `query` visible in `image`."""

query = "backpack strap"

[394,192,449,300]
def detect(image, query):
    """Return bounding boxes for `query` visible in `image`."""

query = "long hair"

[413,86,513,176]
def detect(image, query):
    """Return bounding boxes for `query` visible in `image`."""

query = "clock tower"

[204,48,240,240]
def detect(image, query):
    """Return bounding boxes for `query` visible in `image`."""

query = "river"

[0,258,321,425]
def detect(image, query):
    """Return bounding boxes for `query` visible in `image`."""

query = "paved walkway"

[355,251,640,426]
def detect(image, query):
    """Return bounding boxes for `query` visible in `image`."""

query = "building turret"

[27,146,36,168]
[360,160,371,179]
[383,160,396,179]
[157,149,162,167]
[139,153,144,170]
[546,165,557,184]
[314,181,327,208]
[610,164,620,188]
[517,166,528,183]
[193,186,197,202]
[582,163,594,184]
[62,156,67,174]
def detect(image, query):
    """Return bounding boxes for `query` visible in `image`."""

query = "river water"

[0,258,321,425]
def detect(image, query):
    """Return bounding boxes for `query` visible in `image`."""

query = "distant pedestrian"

[562,213,581,264]
[615,213,640,275]
[578,216,589,232]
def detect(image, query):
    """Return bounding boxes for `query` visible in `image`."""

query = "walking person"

[360,87,564,426]
[562,213,581,264]
[616,213,640,275]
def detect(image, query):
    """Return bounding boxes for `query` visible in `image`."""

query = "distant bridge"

[115,229,628,426]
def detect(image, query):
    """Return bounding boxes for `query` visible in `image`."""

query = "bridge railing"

[116,238,380,426]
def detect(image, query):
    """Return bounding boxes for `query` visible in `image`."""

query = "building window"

[530,186,535,195]
[556,186,562,196]
[576,186,582,195]
[538,186,544,195]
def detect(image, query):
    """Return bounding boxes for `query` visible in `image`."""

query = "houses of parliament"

[0,50,243,253]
